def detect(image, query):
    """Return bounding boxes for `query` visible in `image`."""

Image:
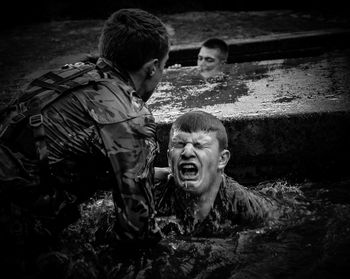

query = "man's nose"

[181,143,195,158]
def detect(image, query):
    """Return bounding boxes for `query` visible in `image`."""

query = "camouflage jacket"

[154,174,283,237]
[1,58,160,242]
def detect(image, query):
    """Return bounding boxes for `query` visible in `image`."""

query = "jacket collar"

[96,57,136,90]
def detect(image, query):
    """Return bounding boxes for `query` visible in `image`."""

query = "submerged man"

[154,111,290,237]
[197,38,228,80]
[0,8,169,276]
[167,38,228,81]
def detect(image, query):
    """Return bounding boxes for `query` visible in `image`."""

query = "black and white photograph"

[1,1,350,278]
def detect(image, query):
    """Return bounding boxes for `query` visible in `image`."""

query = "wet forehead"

[198,47,221,60]
[171,130,217,144]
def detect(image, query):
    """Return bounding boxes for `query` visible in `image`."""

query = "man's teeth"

[181,165,198,175]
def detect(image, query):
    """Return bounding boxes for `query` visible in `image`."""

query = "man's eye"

[206,58,214,63]
[173,142,185,148]
[194,143,204,149]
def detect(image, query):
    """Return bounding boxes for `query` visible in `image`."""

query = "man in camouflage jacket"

[0,8,169,276]
[154,111,296,237]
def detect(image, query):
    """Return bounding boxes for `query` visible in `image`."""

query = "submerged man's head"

[197,38,228,79]
[168,111,230,196]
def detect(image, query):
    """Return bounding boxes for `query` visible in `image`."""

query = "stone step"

[152,48,350,184]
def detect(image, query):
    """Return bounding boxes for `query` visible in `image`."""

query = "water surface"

[61,178,350,279]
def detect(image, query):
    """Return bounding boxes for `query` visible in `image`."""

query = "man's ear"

[218,149,230,171]
[143,58,159,78]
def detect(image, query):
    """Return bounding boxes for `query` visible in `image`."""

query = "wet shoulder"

[221,175,280,224]
[74,77,153,125]
[221,175,252,200]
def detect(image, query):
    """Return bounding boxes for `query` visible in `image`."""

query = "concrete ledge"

[167,28,350,66]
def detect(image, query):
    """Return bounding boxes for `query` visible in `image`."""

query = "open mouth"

[179,163,199,180]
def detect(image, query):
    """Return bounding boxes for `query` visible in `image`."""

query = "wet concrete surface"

[151,49,350,122]
[151,49,350,183]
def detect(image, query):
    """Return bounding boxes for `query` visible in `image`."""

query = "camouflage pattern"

[154,174,289,237]
[0,57,161,248]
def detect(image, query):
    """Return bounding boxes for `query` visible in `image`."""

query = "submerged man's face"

[168,130,226,195]
[197,47,224,79]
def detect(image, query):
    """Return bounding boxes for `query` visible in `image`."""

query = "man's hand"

[154,167,171,184]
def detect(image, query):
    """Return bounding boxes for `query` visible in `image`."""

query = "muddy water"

[62,179,350,279]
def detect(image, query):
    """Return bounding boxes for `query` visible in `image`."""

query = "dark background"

[2,0,348,28]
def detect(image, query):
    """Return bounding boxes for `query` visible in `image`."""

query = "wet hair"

[170,111,228,151]
[202,38,229,62]
[98,8,169,72]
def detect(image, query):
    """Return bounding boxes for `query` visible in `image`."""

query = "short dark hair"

[202,38,229,61]
[98,9,169,72]
[170,111,228,151]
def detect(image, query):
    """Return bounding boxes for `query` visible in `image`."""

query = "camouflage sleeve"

[98,119,161,242]
[73,79,162,242]
[236,187,281,224]
[226,176,282,225]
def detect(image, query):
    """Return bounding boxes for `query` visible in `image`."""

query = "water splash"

[58,179,350,278]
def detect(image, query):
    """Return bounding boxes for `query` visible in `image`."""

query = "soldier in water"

[197,38,229,81]
[0,8,169,278]
[154,111,294,237]
[167,38,229,82]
